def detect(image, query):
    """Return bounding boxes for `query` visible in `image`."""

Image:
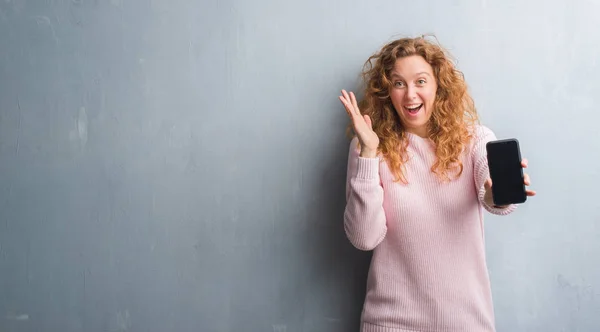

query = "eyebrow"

[390,72,432,79]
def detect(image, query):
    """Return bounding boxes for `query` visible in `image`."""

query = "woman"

[339,36,536,332]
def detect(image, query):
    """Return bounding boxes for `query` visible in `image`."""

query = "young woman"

[339,36,536,332]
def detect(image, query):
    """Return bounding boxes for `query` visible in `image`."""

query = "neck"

[406,127,429,138]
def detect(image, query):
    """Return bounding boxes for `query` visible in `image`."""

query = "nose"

[405,86,417,100]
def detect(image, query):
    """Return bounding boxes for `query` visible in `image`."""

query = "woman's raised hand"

[339,90,379,158]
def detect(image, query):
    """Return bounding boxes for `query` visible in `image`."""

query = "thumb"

[484,178,492,190]
[363,115,373,129]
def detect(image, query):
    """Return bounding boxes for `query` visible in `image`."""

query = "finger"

[339,94,356,115]
[526,189,536,196]
[342,90,353,106]
[350,91,359,111]
[521,158,528,168]
[485,178,492,190]
[340,90,350,105]
[339,96,351,115]
[339,94,349,108]
[364,115,372,129]
[341,90,358,114]
[523,173,530,186]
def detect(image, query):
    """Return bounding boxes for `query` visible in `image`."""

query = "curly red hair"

[350,35,479,183]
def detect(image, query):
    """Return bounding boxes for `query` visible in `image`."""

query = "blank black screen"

[486,139,526,205]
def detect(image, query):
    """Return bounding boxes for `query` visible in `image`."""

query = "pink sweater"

[344,125,516,332]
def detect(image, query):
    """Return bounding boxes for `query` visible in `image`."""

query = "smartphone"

[485,138,527,206]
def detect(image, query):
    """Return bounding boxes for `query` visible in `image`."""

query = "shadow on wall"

[303,112,373,330]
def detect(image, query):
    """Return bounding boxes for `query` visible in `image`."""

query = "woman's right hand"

[339,90,379,158]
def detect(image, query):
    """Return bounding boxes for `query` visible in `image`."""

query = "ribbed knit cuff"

[361,322,416,332]
[480,189,518,215]
[355,157,380,179]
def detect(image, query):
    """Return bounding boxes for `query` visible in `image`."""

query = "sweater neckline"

[404,131,436,151]
[405,131,432,142]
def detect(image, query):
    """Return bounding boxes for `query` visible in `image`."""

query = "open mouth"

[403,104,423,115]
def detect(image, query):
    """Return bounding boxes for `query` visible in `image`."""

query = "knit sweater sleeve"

[472,125,518,215]
[343,137,387,251]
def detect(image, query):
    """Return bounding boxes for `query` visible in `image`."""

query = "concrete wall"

[1,0,599,331]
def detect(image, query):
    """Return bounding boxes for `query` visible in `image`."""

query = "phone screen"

[486,139,526,205]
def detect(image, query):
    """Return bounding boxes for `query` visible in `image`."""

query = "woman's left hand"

[520,158,536,197]
[484,158,536,207]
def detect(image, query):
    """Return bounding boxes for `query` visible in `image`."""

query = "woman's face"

[388,55,438,138]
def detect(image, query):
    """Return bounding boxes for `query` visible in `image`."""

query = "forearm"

[471,126,518,216]
[344,157,387,251]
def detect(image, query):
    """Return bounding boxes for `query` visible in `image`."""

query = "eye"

[393,81,404,87]
[417,79,426,85]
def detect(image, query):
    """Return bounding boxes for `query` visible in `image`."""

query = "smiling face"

[389,55,438,138]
